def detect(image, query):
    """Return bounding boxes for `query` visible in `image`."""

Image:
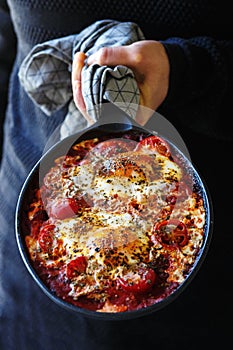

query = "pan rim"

[15,122,213,320]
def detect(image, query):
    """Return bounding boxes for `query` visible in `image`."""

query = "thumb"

[72,52,95,125]
[87,46,134,67]
[72,52,87,112]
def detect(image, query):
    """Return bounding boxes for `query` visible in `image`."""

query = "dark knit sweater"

[1,0,232,144]
[0,1,232,349]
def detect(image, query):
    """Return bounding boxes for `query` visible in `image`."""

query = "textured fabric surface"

[18,20,143,139]
[0,1,233,349]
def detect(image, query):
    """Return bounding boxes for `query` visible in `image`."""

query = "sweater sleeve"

[0,1,16,126]
[159,36,233,140]
[162,37,233,107]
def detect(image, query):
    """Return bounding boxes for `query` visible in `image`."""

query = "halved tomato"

[49,197,90,220]
[136,135,171,157]
[118,266,156,293]
[66,256,88,279]
[38,224,55,252]
[153,219,189,247]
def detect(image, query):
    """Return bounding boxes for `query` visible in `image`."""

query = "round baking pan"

[15,104,213,320]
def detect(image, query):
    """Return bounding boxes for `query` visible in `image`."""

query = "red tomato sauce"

[25,130,203,313]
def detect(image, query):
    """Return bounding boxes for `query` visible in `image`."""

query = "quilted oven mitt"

[18,19,145,139]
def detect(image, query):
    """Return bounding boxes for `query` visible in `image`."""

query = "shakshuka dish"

[24,131,206,313]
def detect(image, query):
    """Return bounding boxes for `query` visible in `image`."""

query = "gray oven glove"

[18,20,145,139]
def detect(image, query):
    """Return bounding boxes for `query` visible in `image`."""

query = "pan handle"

[97,102,141,127]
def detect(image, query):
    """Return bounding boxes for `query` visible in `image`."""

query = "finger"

[87,46,135,67]
[72,52,86,81]
[72,52,87,112]
[87,47,151,125]
[87,46,149,105]
[72,52,95,124]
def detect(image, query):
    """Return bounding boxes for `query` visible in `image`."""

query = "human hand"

[72,40,170,125]
[72,52,95,125]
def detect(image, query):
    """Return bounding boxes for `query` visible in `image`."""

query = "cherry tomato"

[154,219,188,247]
[118,266,156,293]
[49,197,89,220]
[38,224,55,252]
[66,256,88,279]
[136,135,171,157]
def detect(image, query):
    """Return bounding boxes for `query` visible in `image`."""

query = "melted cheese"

[26,138,206,308]
[65,151,182,205]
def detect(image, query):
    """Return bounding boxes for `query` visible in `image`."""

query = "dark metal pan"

[15,103,213,320]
